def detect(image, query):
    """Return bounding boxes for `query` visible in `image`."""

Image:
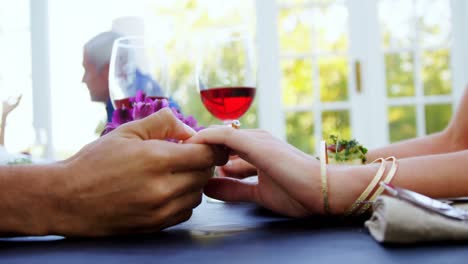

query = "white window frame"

[255,0,285,140]
[376,0,465,142]
[347,0,388,149]
[29,0,54,159]
[450,0,468,109]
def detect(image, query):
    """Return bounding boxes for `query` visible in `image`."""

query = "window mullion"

[29,0,54,159]
[254,0,285,139]
[450,0,468,111]
[311,9,322,154]
[412,0,426,137]
[347,0,388,148]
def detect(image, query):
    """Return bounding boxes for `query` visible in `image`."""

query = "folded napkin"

[365,196,468,244]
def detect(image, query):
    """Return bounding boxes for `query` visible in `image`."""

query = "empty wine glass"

[109,36,169,109]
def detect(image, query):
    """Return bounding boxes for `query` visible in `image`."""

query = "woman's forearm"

[328,150,468,214]
[0,164,63,236]
[390,150,468,197]
[366,131,452,162]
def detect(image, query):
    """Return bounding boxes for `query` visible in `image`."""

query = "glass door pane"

[378,0,454,143]
[385,52,414,98]
[286,111,315,153]
[388,105,416,142]
[277,0,351,154]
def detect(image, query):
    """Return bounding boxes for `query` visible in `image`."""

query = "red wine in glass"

[200,86,256,121]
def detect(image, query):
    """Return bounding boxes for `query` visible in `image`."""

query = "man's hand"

[47,108,228,236]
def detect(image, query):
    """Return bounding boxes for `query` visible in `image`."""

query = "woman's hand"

[186,127,324,218]
[216,156,257,178]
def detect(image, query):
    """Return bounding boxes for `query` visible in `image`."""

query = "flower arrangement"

[101,90,204,136]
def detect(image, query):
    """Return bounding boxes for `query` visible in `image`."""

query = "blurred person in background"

[82,31,121,123]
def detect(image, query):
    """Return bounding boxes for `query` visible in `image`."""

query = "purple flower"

[101,107,134,136]
[183,116,197,128]
[133,101,156,120]
[131,90,146,105]
[101,122,119,136]
[154,98,169,109]
[182,115,204,132]
[101,92,204,137]
[112,107,133,125]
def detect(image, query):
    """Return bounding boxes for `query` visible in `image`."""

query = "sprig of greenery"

[328,135,368,163]
[7,157,32,165]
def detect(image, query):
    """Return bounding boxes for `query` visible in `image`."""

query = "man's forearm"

[0,164,63,236]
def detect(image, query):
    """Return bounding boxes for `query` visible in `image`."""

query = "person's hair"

[84,31,121,70]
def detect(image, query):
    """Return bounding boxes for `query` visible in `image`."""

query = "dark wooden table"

[2,197,468,263]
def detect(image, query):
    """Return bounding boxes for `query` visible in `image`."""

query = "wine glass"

[109,36,169,109]
[196,28,256,127]
[196,28,256,203]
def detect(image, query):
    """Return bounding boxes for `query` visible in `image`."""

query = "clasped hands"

[36,109,345,237]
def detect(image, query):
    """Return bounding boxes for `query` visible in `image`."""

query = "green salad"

[326,135,368,164]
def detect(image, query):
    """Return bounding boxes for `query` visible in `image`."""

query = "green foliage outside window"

[322,110,351,140]
[385,52,415,98]
[281,59,313,106]
[423,50,451,96]
[319,57,348,102]
[388,105,417,142]
[279,8,313,53]
[286,111,315,154]
[425,104,452,135]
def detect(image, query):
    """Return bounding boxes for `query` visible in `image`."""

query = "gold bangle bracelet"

[343,158,386,217]
[320,140,331,214]
[355,156,398,215]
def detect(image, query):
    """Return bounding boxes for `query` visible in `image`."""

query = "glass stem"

[223,120,234,126]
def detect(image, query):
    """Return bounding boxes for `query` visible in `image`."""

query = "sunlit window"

[4,0,464,159]
[0,0,34,153]
[379,0,453,142]
[278,0,351,154]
